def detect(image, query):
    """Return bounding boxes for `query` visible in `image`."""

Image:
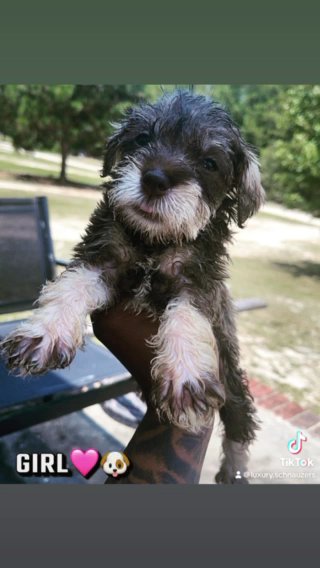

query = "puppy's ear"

[122,453,130,466]
[100,452,110,466]
[101,128,123,178]
[236,149,265,227]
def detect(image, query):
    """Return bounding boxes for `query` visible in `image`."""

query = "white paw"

[1,322,82,376]
[148,297,225,432]
[151,362,224,432]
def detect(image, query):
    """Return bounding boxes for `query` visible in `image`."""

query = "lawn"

[230,226,320,412]
[0,144,100,187]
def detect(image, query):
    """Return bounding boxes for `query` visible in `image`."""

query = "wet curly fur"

[1,91,264,482]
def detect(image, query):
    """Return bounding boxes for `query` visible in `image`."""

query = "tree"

[0,85,144,183]
[197,84,289,149]
[261,85,320,214]
[0,85,19,137]
[196,85,320,215]
[1,83,319,214]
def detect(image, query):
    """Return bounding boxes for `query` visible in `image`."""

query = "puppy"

[101,451,130,478]
[1,91,264,482]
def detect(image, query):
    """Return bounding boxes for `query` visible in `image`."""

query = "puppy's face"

[101,451,130,478]
[102,91,264,243]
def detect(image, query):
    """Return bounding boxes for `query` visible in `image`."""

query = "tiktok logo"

[287,431,307,454]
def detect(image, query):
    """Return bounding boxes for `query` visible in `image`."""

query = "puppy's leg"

[149,297,226,432]
[216,373,258,484]
[1,264,110,375]
[215,438,250,485]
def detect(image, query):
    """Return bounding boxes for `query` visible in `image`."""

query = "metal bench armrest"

[54,258,71,268]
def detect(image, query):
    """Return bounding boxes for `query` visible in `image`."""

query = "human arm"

[91,304,213,484]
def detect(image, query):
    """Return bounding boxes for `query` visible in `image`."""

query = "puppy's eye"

[202,158,218,171]
[108,463,112,468]
[135,132,150,146]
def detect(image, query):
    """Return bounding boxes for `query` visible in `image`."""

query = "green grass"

[43,192,99,221]
[0,187,100,221]
[230,254,320,411]
[0,159,63,178]
[0,151,64,167]
[231,256,320,353]
[0,156,99,187]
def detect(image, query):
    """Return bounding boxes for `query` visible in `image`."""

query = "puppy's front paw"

[152,365,225,432]
[0,325,79,376]
[148,297,226,432]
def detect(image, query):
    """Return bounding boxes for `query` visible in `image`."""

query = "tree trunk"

[59,141,68,183]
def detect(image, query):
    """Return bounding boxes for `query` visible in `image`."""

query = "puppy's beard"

[108,160,211,243]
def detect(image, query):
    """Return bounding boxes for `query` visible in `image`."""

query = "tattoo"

[105,408,212,484]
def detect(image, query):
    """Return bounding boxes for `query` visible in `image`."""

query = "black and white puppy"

[1,91,264,482]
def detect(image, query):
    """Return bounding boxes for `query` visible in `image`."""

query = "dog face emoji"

[100,451,130,478]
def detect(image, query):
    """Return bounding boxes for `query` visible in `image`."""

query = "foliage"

[0,85,144,182]
[0,84,319,213]
[196,85,320,215]
[261,86,320,214]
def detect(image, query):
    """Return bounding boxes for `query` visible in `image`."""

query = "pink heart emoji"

[70,448,100,477]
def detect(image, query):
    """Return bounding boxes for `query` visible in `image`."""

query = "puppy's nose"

[142,168,171,197]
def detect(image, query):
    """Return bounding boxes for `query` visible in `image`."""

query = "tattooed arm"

[91,304,213,484]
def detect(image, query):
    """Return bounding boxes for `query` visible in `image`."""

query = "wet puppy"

[1,91,264,482]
